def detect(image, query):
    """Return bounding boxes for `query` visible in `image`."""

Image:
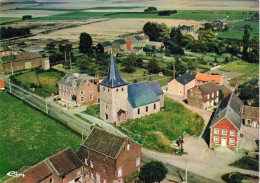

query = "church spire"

[100,55,127,88]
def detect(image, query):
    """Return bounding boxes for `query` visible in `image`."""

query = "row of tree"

[0,26,30,39]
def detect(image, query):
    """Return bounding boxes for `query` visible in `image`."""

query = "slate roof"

[83,127,126,158]
[79,73,95,79]
[0,52,41,64]
[134,36,142,41]
[0,44,11,52]
[149,81,164,95]
[114,39,126,45]
[196,73,222,84]
[99,41,112,48]
[219,85,230,94]
[242,106,259,119]
[175,72,195,85]
[59,74,86,88]
[21,45,44,52]
[179,25,193,31]
[46,147,83,177]
[198,81,220,95]
[128,81,160,108]
[100,55,127,88]
[210,92,244,130]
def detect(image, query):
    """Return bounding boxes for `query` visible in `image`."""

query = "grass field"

[0,92,81,178]
[83,104,100,118]
[127,74,171,87]
[120,97,204,154]
[216,20,259,40]
[35,10,257,21]
[0,17,20,24]
[12,71,63,98]
[230,156,259,171]
[220,60,259,85]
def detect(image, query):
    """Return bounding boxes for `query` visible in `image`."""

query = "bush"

[22,15,32,20]
[158,10,177,16]
[231,156,259,171]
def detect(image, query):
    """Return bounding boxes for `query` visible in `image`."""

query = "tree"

[170,27,182,45]
[139,161,168,183]
[225,57,229,63]
[247,36,259,63]
[148,58,160,74]
[121,54,137,73]
[143,22,169,42]
[242,25,250,59]
[204,23,213,30]
[175,58,187,77]
[46,41,56,54]
[79,32,93,53]
[198,29,215,44]
[144,7,157,12]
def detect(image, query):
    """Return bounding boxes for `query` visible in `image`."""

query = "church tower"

[100,55,128,123]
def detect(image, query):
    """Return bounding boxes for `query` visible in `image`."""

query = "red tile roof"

[0,79,4,89]
[196,73,222,84]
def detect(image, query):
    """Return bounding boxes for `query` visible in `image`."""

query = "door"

[253,121,258,128]
[221,137,227,146]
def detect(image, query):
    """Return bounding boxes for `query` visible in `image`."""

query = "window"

[146,106,148,112]
[73,88,76,93]
[217,91,219,96]
[63,85,65,90]
[90,160,94,168]
[108,89,110,92]
[84,172,89,178]
[90,94,93,101]
[106,105,108,109]
[116,89,118,92]
[91,172,94,179]
[222,129,227,135]
[179,90,182,94]
[118,168,122,177]
[81,97,85,102]
[66,86,68,91]
[81,90,84,94]
[212,92,214,98]
[137,108,140,115]
[229,138,235,145]
[85,158,88,165]
[136,157,140,167]
[122,87,124,91]
[247,119,251,124]
[214,128,219,134]
[103,87,105,91]
[230,130,235,136]
[63,92,65,97]
[214,136,219,143]
[49,178,52,183]
[90,88,93,93]
[207,94,210,99]
[127,144,130,151]
[154,103,156,110]
[104,179,107,183]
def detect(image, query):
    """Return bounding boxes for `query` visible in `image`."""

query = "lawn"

[0,92,81,179]
[220,60,259,85]
[120,97,204,154]
[83,104,100,118]
[35,10,257,21]
[127,74,171,87]
[230,156,259,171]
[11,70,63,98]
[0,17,20,24]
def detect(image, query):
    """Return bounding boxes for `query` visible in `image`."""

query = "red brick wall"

[0,50,12,57]
[210,117,239,150]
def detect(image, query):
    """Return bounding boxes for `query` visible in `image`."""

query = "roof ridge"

[44,158,60,176]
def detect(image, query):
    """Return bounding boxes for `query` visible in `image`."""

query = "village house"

[96,41,113,53]
[0,44,12,57]
[100,55,164,123]
[187,82,220,110]
[59,74,98,105]
[219,19,229,29]
[209,92,244,151]
[219,85,232,98]
[242,106,259,128]
[7,147,91,183]
[76,127,142,183]
[0,52,49,74]
[130,36,145,47]
[179,25,193,34]
[0,79,4,90]
[195,73,228,86]
[112,39,127,54]
[20,45,44,53]
[167,72,195,98]
[125,39,134,51]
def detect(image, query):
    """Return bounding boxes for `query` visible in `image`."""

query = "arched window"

[137,108,140,114]
[146,106,148,112]
[122,87,124,91]
[106,105,108,109]
[116,89,118,92]
[108,88,110,92]
[154,103,156,110]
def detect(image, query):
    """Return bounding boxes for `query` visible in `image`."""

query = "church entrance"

[117,109,126,122]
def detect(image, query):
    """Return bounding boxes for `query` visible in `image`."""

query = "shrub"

[22,15,32,20]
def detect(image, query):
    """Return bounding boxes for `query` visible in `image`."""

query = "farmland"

[0,92,81,179]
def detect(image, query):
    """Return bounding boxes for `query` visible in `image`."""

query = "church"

[100,55,164,123]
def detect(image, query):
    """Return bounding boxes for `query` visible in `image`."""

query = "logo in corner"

[7,171,25,178]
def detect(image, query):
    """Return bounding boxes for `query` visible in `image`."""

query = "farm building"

[195,73,228,86]
[0,79,4,90]
[100,55,164,123]
[167,72,195,98]
[112,39,127,54]
[209,92,244,151]
[59,74,98,105]
[20,45,44,53]
[0,52,49,74]
[0,44,12,57]
[187,82,220,110]
[7,147,91,183]
[96,41,112,53]
[130,36,145,47]
[76,127,141,183]
[242,106,259,128]
[125,39,134,51]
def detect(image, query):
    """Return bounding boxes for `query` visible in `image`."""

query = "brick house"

[0,79,4,90]
[167,72,195,98]
[76,127,142,183]
[0,52,48,74]
[242,106,259,128]
[96,41,113,53]
[112,39,127,54]
[209,92,244,151]
[59,74,98,105]
[7,147,92,183]
[100,55,164,123]
[187,82,220,109]
[195,73,228,86]
[0,44,12,57]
